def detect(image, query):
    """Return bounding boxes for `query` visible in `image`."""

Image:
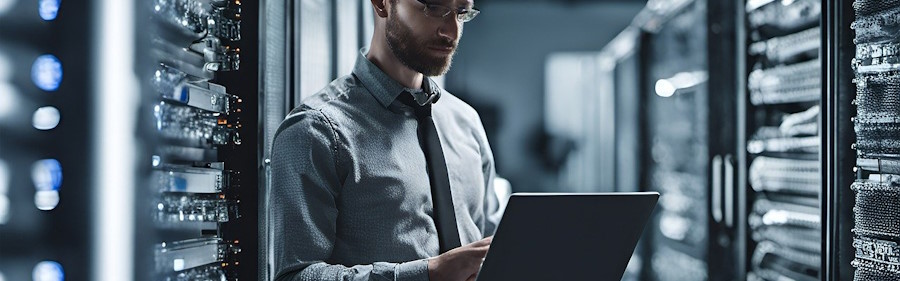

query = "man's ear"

[370,0,389,18]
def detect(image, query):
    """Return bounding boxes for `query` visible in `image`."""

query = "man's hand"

[428,236,493,281]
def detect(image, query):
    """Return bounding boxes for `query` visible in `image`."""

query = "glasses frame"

[413,0,480,23]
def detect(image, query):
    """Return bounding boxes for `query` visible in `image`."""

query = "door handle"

[724,154,735,228]
[712,155,723,223]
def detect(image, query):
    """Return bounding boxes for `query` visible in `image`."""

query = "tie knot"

[398,91,432,118]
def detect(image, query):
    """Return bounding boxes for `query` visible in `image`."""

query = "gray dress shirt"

[271,48,503,281]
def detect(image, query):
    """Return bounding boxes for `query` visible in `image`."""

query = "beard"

[385,9,457,77]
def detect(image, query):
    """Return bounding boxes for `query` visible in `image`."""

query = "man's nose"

[437,15,460,42]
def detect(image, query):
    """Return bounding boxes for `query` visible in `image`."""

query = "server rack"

[602,1,876,280]
[135,0,259,280]
[634,0,740,280]
[0,1,96,280]
[596,0,741,280]
[739,1,822,280]
[738,1,823,280]
[823,0,900,280]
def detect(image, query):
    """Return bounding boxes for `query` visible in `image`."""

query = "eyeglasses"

[414,0,480,23]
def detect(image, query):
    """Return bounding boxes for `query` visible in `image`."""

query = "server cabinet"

[635,0,739,280]
[739,0,823,280]
[0,1,96,280]
[0,1,263,279]
[824,0,900,280]
[134,0,259,280]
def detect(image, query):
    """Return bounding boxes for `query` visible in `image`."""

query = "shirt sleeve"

[473,112,504,237]
[270,109,431,281]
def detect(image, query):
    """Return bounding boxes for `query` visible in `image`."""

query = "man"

[270,0,503,280]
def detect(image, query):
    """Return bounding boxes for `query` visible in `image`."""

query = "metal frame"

[637,29,654,281]
[706,1,740,280]
[822,0,856,280]
[735,0,749,279]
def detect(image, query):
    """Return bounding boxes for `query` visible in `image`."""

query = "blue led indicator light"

[31,55,63,91]
[32,159,62,191]
[32,261,64,281]
[38,0,61,21]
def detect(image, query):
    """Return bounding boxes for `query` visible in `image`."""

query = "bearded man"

[270,0,503,280]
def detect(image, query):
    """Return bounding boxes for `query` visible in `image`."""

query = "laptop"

[476,192,659,281]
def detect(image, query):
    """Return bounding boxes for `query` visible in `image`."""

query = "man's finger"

[470,237,493,246]
[468,244,490,253]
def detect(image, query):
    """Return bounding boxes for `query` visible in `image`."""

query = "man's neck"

[366,43,424,90]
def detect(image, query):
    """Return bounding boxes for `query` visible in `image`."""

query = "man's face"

[386,0,471,77]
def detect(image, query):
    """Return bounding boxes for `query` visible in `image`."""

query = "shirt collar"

[353,47,443,108]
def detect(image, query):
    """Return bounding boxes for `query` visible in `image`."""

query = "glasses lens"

[425,5,452,18]
[458,9,479,22]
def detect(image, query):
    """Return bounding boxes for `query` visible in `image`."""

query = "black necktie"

[399,92,462,253]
